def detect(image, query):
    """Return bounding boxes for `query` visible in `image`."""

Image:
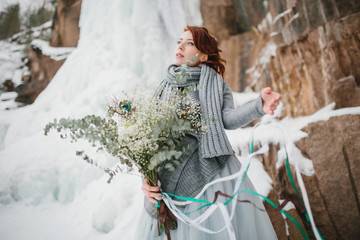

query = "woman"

[135,25,280,240]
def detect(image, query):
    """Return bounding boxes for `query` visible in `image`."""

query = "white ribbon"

[258,123,322,240]
[162,125,322,240]
[170,145,269,206]
[161,145,269,238]
[270,124,322,240]
[293,161,322,240]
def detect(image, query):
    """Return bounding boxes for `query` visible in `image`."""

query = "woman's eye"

[177,41,194,45]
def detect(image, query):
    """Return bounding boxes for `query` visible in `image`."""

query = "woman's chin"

[173,60,183,66]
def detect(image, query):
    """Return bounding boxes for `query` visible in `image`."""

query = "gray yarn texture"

[144,64,265,218]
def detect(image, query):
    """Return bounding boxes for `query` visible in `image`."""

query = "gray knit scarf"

[160,63,234,159]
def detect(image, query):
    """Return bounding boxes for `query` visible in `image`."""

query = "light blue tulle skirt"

[134,155,278,240]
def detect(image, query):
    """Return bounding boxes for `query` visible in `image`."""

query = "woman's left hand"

[261,87,282,115]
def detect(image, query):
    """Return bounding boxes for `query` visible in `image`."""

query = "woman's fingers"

[148,191,162,199]
[146,192,162,204]
[142,180,162,204]
[146,191,162,204]
[142,180,160,192]
[263,87,272,94]
[261,87,282,115]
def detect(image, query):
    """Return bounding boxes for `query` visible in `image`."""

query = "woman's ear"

[200,54,208,62]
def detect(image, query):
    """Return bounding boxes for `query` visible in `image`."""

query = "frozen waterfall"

[0,0,201,239]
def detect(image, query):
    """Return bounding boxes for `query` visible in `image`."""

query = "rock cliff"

[202,0,360,117]
[201,0,360,239]
[16,0,81,104]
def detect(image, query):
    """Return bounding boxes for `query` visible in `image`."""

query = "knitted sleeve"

[221,82,265,130]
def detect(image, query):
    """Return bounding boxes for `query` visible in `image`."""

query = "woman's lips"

[176,53,184,58]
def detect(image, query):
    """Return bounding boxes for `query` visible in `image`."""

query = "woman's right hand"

[142,180,162,204]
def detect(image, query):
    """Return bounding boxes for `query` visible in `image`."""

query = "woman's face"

[174,31,207,67]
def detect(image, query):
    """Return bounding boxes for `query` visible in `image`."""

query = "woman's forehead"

[179,31,193,40]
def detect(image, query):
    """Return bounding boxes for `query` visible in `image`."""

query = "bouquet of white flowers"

[44,65,206,239]
[44,84,205,187]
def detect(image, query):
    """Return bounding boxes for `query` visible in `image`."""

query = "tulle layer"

[134,156,277,240]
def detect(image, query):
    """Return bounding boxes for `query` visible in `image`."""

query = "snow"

[0,0,359,239]
[227,102,360,197]
[232,91,259,107]
[0,2,53,96]
[284,13,299,28]
[11,20,52,41]
[0,0,53,15]
[0,0,202,239]
[31,39,75,60]
[278,199,295,212]
[245,40,277,87]
[0,91,17,100]
[0,11,53,111]
[272,8,293,25]
[0,40,24,84]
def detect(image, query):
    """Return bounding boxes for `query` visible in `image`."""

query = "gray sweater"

[144,70,265,218]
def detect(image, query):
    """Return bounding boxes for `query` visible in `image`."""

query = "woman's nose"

[177,42,184,51]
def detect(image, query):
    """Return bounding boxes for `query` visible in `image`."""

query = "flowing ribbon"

[250,123,323,240]
[159,145,269,240]
[156,123,324,240]
[157,199,178,240]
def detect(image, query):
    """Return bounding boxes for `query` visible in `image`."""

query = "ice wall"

[0,0,201,239]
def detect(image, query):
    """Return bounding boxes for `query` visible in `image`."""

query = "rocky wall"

[201,0,360,117]
[15,46,66,104]
[16,0,81,104]
[201,0,360,239]
[50,0,81,47]
[295,114,360,239]
[260,13,360,117]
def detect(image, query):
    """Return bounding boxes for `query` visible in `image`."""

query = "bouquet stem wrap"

[145,170,178,239]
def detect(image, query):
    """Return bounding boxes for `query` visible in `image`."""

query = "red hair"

[185,25,226,78]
